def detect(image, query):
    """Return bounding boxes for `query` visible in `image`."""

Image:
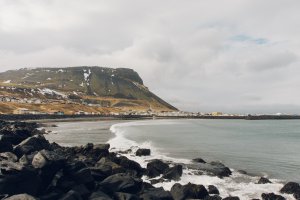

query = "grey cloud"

[0,0,300,113]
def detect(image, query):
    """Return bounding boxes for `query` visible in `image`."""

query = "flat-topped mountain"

[0,67,177,114]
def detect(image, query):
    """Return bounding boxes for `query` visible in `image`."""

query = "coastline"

[1,119,299,199]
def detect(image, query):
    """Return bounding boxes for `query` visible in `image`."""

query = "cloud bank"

[0,0,299,113]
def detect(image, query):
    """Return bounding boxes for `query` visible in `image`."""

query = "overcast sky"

[0,0,300,114]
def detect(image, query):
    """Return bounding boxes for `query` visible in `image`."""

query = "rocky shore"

[0,121,299,200]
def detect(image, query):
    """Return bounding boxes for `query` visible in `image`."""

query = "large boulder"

[163,165,183,181]
[140,187,173,200]
[63,161,95,190]
[146,159,169,178]
[170,183,209,200]
[14,135,50,157]
[99,173,143,195]
[117,156,144,177]
[280,182,300,194]
[136,149,151,157]
[261,193,286,200]
[32,150,66,191]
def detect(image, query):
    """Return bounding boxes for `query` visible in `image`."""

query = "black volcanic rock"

[223,197,240,200]
[136,148,151,156]
[99,173,143,195]
[163,165,183,181]
[204,195,222,200]
[170,183,209,200]
[208,185,220,195]
[261,193,286,200]
[280,182,300,194]
[146,159,169,178]
[14,135,50,157]
[192,157,206,163]
[258,177,272,184]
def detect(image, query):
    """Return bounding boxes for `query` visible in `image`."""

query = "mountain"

[0,67,177,114]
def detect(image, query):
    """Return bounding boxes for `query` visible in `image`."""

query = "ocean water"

[108,119,300,199]
[46,119,300,199]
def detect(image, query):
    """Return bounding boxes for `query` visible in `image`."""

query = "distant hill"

[0,67,177,114]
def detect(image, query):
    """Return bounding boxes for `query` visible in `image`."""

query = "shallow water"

[45,120,117,146]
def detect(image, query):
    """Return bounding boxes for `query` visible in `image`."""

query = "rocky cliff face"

[0,67,177,114]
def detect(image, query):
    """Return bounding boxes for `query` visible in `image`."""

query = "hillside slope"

[0,67,177,114]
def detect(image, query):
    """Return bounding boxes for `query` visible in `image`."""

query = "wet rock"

[5,194,37,200]
[99,173,143,195]
[192,158,206,163]
[280,182,300,194]
[208,185,220,195]
[140,187,173,200]
[114,192,139,200]
[146,159,169,178]
[187,161,232,178]
[171,183,209,200]
[136,148,151,156]
[163,165,183,181]
[14,135,50,157]
[258,177,272,184]
[261,193,286,200]
[223,197,240,200]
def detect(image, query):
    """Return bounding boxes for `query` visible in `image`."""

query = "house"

[75,111,85,115]
[53,111,65,115]
[211,112,223,116]
[14,108,30,115]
